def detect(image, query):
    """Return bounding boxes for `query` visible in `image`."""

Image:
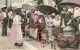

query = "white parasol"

[11,2,22,10]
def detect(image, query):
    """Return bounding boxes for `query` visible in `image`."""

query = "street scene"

[0,0,80,50]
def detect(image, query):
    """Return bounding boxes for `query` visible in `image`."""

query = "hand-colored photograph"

[0,0,80,50]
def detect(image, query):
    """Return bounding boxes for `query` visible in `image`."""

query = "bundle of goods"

[56,34,79,48]
[53,26,79,48]
[52,27,63,37]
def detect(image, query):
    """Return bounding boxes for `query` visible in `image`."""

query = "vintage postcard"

[0,0,80,50]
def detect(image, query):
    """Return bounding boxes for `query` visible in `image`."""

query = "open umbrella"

[60,0,80,14]
[22,4,36,11]
[37,5,59,15]
[60,0,80,7]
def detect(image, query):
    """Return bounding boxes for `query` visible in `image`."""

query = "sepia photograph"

[0,0,80,50]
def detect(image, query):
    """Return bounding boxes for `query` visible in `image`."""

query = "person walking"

[36,14,43,41]
[21,11,27,38]
[1,7,8,36]
[45,13,55,37]
[9,9,23,46]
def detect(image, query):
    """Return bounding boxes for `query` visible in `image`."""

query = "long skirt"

[9,24,23,44]
[37,23,42,41]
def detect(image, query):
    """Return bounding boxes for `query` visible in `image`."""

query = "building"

[0,0,22,7]
[43,0,56,7]
[21,0,56,7]
[0,0,56,7]
[21,0,37,6]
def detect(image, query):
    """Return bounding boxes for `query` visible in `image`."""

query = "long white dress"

[10,15,23,44]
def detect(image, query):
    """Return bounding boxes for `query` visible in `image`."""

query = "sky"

[0,0,21,6]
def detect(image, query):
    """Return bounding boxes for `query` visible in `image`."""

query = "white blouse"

[53,19,61,27]
[13,15,21,24]
[45,17,54,27]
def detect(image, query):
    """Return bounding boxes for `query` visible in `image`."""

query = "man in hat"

[45,13,56,37]
[1,7,8,36]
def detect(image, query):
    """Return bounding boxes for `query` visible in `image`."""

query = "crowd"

[0,6,80,49]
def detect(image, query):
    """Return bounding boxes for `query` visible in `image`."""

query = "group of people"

[0,6,80,48]
[0,7,24,46]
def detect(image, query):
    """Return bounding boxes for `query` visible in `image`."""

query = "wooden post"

[5,0,8,7]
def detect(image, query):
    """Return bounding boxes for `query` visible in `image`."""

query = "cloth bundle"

[56,34,79,48]
[29,28,38,39]
[52,27,63,37]
[52,27,79,48]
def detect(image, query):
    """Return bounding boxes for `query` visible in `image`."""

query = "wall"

[21,0,37,6]
[0,0,22,7]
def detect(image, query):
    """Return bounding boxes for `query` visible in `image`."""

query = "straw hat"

[50,13,56,18]
[51,13,56,16]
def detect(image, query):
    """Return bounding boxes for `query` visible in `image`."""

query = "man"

[1,7,8,36]
[21,11,28,38]
[45,13,55,37]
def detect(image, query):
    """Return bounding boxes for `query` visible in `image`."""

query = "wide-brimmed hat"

[50,13,56,19]
[51,13,56,16]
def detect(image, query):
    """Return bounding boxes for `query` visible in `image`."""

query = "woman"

[9,9,23,46]
[36,14,43,41]
[33,10,41,23]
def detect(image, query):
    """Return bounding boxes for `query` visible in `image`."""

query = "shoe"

[2,34,5,36]
[5,35,7,36]
[14,43,18,46]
